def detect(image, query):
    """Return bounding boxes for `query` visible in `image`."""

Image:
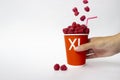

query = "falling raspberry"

[74,11,79,16]
[84,6,90,12]
[80,15,86,21]
[54,64,60,71]
[72,7,78,12]
[83,0,88,4]
[60,64,67,71]
[72,7,79,16]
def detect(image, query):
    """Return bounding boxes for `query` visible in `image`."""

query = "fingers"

[75,43,93,52]
[74,38,97,59]
[86,53,97,59]
[88,49,94,53]
[86,50,103,59]
[86,49,97,59]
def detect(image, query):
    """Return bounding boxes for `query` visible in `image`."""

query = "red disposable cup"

[64,34,88,66]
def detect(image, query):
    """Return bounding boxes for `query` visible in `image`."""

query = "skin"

[75,33,120,59]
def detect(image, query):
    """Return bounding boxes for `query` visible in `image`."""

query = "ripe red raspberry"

[83,0,88,4]
[77,29,84,33]
[80,15,86,21]
[75,28,80,33]
[67,28,74,34]
[72,25,76,29]
[84,6,90,12]
[68,26,72,29]
[74,11,79,16]
[54,64,60,71]
[76,24,81,28]
[72,22,76,27]
[74,30,78,34]
[85,28,90,34]
[81,24,87,29]
[63,28,68,34]
[69,27,74,31]
[60,64,67,71]
[72,7,78,12]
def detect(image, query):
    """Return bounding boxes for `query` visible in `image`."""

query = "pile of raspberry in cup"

[63,0,97,34]
[63,22,89,34]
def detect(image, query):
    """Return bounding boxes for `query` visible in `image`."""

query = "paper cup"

[64,34,88,66]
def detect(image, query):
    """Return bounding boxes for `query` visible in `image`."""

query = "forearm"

[112,33,120,53]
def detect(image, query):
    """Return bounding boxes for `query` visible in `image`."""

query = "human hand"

[75,33,120,59]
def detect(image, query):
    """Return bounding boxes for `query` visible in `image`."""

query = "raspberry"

[84,6,90,12]
[72,25,76,29]
[67,28,74,34]
[74,11,79,16]
[72,22,76,27]
[54,64,60,71]
[76,24,81,28]
[81,24,87,27]
[85,28,90,34]
[60,64,67,71]
[69,27,74,31]
[72,7,78,12]
[77,29,84,33]
[68,26,72,29]
[80,15,86,21]
[74,30,78,34]
[83,0,88,4]
[75,27,80,32]
[81,24,87,29]
[63,28,68,34]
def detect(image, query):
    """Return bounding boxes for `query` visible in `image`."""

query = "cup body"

[64,34,88,66]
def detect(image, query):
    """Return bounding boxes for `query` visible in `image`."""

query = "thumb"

[75,43,93,52]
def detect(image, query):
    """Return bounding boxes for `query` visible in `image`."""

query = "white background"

[0,0,120,80]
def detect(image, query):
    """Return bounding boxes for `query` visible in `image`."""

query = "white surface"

[0,0,120,80]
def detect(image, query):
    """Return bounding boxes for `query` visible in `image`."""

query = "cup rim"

[64,34,88,36]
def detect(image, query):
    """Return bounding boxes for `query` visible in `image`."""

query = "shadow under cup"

[64,34,88,66]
